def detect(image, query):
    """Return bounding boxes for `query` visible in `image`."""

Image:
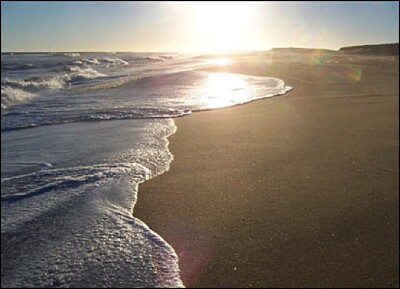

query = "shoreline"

[135,56,399,287]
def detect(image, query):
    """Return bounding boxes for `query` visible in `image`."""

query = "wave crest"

[66,66,106,82]
[62,53,81,57]
[144,55,174,62]
[1,86,36,110]
[1,66,106,109]
[100,57,129,66]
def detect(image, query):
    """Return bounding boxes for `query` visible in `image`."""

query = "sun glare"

[204,58,233,66]
[192,2,256,51]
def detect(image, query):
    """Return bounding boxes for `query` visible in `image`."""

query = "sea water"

[1,52,291,287]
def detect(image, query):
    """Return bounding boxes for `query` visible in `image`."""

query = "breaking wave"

[62,52,81,57]
[1,86,36,110]
[1,66,106,109]
[72,57,128,67]
[144,55,174,62]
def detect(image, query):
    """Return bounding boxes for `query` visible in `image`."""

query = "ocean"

[1,52,291,287]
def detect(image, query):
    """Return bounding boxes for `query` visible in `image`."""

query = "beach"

[135,53,399,287]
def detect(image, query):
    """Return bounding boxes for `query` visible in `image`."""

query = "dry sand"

[135,53,399,287]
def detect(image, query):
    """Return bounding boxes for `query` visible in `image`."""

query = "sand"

[135,53,399,287]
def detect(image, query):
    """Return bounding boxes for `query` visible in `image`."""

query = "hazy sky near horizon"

[1,1,399,52]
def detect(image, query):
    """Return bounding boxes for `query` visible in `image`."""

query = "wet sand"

[135,53,399,287]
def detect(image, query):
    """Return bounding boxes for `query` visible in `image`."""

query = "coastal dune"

[135,53,399,287]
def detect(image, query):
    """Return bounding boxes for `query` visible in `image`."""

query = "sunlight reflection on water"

[198,72,251,109]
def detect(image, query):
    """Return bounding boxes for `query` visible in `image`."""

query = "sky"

[1,1,399,52]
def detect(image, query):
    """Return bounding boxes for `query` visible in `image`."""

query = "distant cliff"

[338,43,399,56]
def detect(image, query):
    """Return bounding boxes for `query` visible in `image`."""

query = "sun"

[192,2,256,51]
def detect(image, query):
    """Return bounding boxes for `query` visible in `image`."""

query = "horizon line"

[2,42,398,54]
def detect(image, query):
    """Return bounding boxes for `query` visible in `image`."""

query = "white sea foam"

[100,57,129,66]
[1,65,106,109]
[145,56,167,61]
[1,85,36,109]
[2,76,65,92]
[144,55,175,62]
[66,66,106,81]
[84,58,100,64]
[1,119,183,287]
[63,52,81,57]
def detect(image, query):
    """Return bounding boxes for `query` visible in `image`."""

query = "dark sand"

[135,53,399,287]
